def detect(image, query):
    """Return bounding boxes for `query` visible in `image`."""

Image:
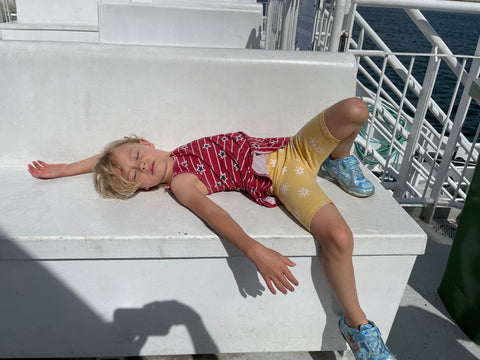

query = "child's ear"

[139,139,155,148]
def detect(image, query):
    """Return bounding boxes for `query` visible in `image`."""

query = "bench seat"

[0,41,426,358]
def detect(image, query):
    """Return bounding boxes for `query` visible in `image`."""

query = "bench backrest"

[0,41,356,166]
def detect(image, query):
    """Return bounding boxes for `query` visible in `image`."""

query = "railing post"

[328,0,347,52]
[421,38,480,222]
[393,49,441,199]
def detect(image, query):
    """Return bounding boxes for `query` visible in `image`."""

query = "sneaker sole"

[320,166,375,198]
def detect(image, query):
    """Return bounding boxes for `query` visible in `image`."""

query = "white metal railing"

[1,0,16,23]
[354,50,480,214]
[266,0,480,220]
[347,5,480,221]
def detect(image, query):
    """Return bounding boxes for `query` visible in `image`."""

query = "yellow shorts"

[267,111,341,231]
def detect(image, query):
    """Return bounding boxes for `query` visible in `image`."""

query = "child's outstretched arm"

[28,155,101,179]
[171,173,298,295]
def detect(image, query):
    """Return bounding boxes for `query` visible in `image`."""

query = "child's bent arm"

[28,155,101,179]
[171,173,298,295]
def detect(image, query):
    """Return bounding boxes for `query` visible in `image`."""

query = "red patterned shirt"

[168,132,290,207]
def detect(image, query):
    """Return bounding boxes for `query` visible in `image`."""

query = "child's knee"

[319,222,354,258]
[345,97,370,125]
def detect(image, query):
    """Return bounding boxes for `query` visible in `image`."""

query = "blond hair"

[94,135,143,199]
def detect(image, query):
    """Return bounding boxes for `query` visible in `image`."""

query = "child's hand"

[28,161,67,179]
[249,244,299,295]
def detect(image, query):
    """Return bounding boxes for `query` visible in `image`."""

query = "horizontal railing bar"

[349,49,480,60]
[355,0,480,15]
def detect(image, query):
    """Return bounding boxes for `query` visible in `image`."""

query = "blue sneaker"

[339,315,396,360]
[321,155,375,197]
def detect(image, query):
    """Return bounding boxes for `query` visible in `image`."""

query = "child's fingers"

[285,258,296,267]
[273,278,288,294]
[265,279,277,295]
[279,276,294,292]
[30,161,41,170]
[27,165,37,177]
[28,164,40,175]
[34,160,46,168]
[284,267,299,287]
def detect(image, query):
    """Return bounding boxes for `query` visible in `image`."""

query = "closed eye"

[129,169,137,182]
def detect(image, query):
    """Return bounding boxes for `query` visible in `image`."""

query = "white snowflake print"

[295,166,304,175]
[321,121,329,134]
[293,209,301,219]
[315,144,326,154]
[270,158,277,167]
[310,137,326,154]
[298,187,311,198]
[281,166,288,175]
[280,183,289,194]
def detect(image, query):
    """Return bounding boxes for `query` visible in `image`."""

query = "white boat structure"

[1,1,479,359]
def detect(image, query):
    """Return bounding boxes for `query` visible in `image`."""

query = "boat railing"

[353,49,480,221]
[348,9,480,221]
[266,0,480,222]
[1,0,16,23]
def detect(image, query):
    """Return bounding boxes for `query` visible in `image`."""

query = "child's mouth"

[150,161,155,175]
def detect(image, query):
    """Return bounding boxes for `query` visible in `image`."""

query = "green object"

[438,160,480,345]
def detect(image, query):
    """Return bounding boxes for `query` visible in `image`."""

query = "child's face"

[111,140,171,191]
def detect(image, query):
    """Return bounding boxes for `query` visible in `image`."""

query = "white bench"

[0,41,427,358]
[2,0,263,48]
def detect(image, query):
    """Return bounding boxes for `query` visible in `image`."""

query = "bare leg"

[310,98,370,329]
[310,204,367,329]
[324,97,370,160]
